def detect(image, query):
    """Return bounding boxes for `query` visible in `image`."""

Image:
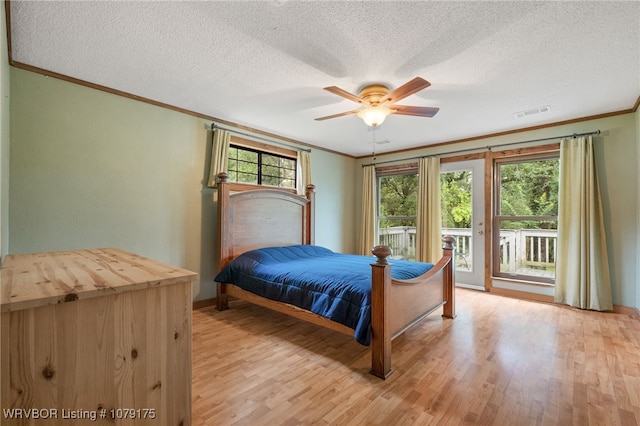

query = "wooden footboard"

[369,236,455,379]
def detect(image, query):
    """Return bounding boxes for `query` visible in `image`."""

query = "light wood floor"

[192,289,640,425]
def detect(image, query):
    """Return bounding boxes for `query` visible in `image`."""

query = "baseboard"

[613,304,640,320]
[192,297,216,310]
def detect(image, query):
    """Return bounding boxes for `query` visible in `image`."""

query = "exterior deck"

[379,227,557,280]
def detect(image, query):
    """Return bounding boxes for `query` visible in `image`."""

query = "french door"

[441,159,485,290]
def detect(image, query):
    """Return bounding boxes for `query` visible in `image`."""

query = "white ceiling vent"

[513,105,551,119]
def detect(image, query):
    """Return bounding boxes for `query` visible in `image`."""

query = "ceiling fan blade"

[314,109,360,121]
[379,77,431,105]
[323,86,371,106]
[392,105,440,117]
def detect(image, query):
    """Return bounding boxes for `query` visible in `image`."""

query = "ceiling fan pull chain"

[371,128,377,161]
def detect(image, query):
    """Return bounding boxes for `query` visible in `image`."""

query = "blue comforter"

[214,245,434,345]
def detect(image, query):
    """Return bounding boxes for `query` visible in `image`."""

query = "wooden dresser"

[0,248,197,425]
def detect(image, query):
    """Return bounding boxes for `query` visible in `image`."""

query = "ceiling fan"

[315,77,439,128]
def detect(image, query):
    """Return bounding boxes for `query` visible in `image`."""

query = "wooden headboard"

[216,172,315,270]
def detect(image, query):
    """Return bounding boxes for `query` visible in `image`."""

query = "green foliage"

[499,158,558,229]
[378,157,559,231]
[227,146,296,188]
[379,174,418,228]
[228,146,258,184]
[441,171,471,228]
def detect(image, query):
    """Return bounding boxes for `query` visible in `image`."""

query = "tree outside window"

[378,173,418,260]
[227,144,296,189]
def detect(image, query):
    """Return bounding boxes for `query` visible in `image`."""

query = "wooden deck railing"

[379,226,557,277]
[497,229,557,274]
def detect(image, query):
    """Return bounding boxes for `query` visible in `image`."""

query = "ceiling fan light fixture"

[358,106,392,127]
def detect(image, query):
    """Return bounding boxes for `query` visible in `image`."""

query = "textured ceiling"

[8,1,640,157]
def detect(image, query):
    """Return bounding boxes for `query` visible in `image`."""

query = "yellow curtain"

[206,129,231,188]
[297,150,312,195]
[359,165,377,255]
[416,157,442,262]
[555,136,612,311]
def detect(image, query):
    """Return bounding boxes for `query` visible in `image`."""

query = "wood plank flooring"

[192,289,640,425]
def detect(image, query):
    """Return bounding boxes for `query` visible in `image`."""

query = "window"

[376,163,477,266]
[493,153,559,284]
[377,169,418,260]
[227,142,296,190]
[440,167,474,273]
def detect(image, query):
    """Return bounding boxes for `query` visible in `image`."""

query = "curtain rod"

[211,123,311,153]
[361,129,601,167]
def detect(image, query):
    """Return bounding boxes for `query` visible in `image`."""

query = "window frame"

[376,163,419,260]
[227,136,297,193]
[491,150,560,285]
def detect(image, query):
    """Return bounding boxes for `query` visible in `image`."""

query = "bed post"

[442,235,456,319]
[216,172,231,311]
[370,245,393,379]
[305,184,315,245]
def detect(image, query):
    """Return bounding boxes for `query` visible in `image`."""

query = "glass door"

[441,159,485,290]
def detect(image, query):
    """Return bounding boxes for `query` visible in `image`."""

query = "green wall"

[637,108,640,310]
[0,4,9,259]
[356,113,639,309]
[9,68,357,301]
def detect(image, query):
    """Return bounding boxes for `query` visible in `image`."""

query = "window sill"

[490,276,555,299]
[229,182,297,193]
[491,275,555,288]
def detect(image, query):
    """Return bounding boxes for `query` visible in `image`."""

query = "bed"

[214,172,455,379]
